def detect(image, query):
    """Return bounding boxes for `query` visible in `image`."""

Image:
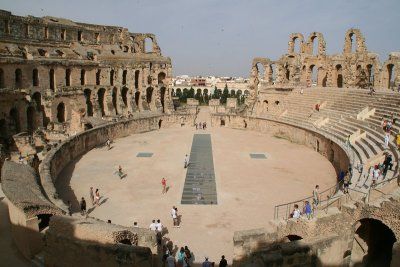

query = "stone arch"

[146,87,153,104]
[9,108,20,134]
[65,68,71,86]
[26,106,36,133]
[113,230,138,246]
[122,70,127,85]
[0,68,4,88]
[96,69,101,85]
[309,64,318,86]
[15,68,23,88]
[158,72,166,85]
[366,64,374,86]
[288,33,304,54]
[80,69,86,85]
[307,32,326,56]
[336,64,343,88]
[121,87,129,107]
[386,64,395,89]
[160,86,166,112]
[144,37,153,53]
[110,69,115,86]
[343,28,367,54]
[97,88,106,116]
[32,68,39,86]
[84,89,93,116]
[112,87,118,115]
[49,69,55,91]
[351,218,396,266]
[134,70,140,89]
[56,102,66,123]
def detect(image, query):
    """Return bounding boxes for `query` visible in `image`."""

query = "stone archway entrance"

[351,218,396,266]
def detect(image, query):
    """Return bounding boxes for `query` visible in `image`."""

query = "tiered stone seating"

[273,87,400,193]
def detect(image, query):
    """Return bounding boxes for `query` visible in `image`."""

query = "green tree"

[220,88,229,104]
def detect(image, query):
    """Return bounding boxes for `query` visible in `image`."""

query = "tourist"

[90,187,94,206]
[203,122,206,129]
[156,222,163,246]
[80,197,86,216]
[171,206,178,227]
[313,185,320,208]
[166,253,176,267]
[184,246,192,266]
[18,153,24,164]
[218,255,227,267]
[106,139,111,150]
[117,165,124,179]
[177,247,185,267]
[304,201,312,220]
[195,123,198,130]
[202,257,212,267]
[291,204,301,219]
[133,222,139,228]
[94,189,100,206]
[184,154,189,168]
[149,220,157,231]
[162,178,167,194]
[346,135,351,148]
[372,165,380,186]
[300,88,304,95]
[156,219,163,232]
[384,132,390,148]
[67,201,72,216]
[383,154,393,176]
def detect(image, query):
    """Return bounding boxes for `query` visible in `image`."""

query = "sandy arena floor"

[57,122,336,263]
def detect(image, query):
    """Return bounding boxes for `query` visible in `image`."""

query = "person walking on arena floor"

[106,139,111,150]
[162,177,167,194]
[184,154,189,168]
[94,189,100,206]
[177,247,185,267]
[149,219,157,231]
[89,187,94,206]
[219,255,227,267]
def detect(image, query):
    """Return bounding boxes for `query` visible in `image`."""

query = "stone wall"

[211,114,349,175]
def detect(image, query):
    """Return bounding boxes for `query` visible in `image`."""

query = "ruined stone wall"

[0,9,174,146]
[249,28,400,93]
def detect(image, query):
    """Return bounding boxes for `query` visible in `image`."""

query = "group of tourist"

[163,245,227,267]
[195,122,207,130]
[290,185,320,220]
[371,153,393,186]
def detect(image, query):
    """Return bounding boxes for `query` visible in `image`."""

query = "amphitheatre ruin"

[0,8,400,267]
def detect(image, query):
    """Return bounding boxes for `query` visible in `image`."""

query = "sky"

[2,0,399,77]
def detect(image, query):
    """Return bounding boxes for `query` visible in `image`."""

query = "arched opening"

[0,68,4,88]
[321,68,327,87]
[134,91,140,107]
[351,218,396,266]
[158,119,162,129]
[80,69,86,85]
[9,108,20,134]
[310,65,317,86]
[84,89,93,116]
[171,88,175,97]
[96,69,101,85]
[49,69,55,90]
[158,72,166,85]
[147,75,152,85]
[57,102,65,123]
[84,123,93,130]
[121,87,128,107]
[118,239,132,245]
[144,37,153,53]
[387,64,395,89]
[220,119,225,126]
[269,64,276,83]
[285,66,290,82]
[367,64,374,87]
[311,36,319,56]
[26,106,36,133]
[230,89,235,97]
[112,87,118,115]
[134,70,139,89]
[160,87,166,112]
[176,88,182,98]
[32,69,39,86]
[98,88,106,116]
[336,65,343,88]
[122,70,127,85]
[285,235,303,242]
[0,119,7,141]
[110,70,114,86]
[37,214,52,232]
[244,90,249,96]
[316,140,320,152]
[293,37,301,53]
[65,69,71,86]
[349,33,356,53]
[275,100,280,105]
[255,63,265,86]
[32,92,42,112]
[15,68,22,88]
[146,87,153,104]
